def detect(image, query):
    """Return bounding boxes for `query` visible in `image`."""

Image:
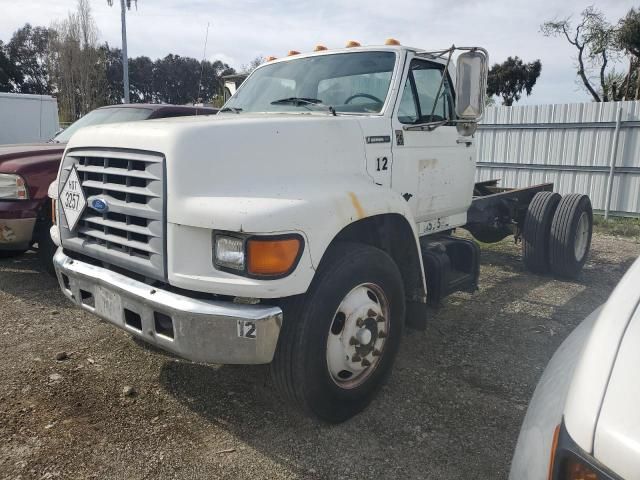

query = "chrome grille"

[59,149,165,281]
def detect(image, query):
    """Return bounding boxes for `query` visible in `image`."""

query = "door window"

[397,60,453,124]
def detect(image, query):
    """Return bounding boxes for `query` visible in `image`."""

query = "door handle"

[456,138,473,146]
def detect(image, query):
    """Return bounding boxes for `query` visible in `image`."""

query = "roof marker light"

[385,38,401,46]
[265,56,277,62]
[345,40,361,48]
[288,50,300,56]
[314,45,328,51]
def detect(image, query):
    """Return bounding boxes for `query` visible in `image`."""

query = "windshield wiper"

[219,107,242,114]
[270,97,336,116]
[271,97,323,106]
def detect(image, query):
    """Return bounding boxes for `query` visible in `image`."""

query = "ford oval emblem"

[91,198,109,213]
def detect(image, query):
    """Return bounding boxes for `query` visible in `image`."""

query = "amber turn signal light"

[565,458,598,480]
[548,425,561,480]
[247,237,302,276]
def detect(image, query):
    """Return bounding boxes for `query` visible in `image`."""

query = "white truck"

[50,42,594,422]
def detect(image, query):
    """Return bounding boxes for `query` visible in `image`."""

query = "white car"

[510,256,640,480]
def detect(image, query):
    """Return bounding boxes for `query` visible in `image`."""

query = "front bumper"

[0,217,36,250]
[53,249,283,364]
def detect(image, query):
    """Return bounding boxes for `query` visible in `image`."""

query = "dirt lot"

[1,233,639,480]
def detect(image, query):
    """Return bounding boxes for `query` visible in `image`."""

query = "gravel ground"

[1,233,639,480]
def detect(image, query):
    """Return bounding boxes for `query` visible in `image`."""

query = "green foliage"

[5,23,53,94]
[99,47,235,104]
[0,40,23,92]
[593,215,640,240]
[616,8,640,100]
[617,8,640,57]
[487,57,542,106]
[0,20,235,114]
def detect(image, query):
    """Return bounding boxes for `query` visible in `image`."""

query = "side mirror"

[455,49,488,122]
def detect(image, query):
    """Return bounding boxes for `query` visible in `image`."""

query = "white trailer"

[0,93,60,145]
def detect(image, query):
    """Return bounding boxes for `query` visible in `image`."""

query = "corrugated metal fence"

[476,100,640,218]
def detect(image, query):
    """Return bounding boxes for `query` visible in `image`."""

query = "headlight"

[214,235,245,270]
[0,173,28,200]
[213,232,303,278]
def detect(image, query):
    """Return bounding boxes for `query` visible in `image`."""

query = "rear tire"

[271,242,405,423]
[522,191,561,274]
[549,194,593,279]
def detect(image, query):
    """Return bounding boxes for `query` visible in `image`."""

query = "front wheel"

[36,217,57,275]
[271,242,405,423]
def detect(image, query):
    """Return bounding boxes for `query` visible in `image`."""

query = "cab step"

[420,235,480,306]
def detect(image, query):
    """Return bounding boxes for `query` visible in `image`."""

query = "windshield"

[223,51,396,115]
[53,107,153,143]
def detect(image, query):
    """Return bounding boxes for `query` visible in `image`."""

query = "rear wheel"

[271,242,405,423]
[522,191,561,274]
[549,194,593,279]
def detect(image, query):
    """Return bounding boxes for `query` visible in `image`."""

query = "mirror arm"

[427,44,455,124]
[403,119,449,132]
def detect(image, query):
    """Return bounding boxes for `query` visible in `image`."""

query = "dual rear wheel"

[522,192,593,279]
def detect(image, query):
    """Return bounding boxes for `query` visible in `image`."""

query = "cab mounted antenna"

[197,22,211,107]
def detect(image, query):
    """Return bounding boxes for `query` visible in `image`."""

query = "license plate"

[59,165,87,231]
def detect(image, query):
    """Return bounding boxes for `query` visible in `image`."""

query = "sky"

[1,0,636,105]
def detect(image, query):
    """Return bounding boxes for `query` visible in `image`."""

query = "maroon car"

[0,104,217,269]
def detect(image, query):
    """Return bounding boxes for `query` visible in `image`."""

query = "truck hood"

[0,142,65,174]
[66,113,372,229]
[592,290,640,479]
[563,256,640,479]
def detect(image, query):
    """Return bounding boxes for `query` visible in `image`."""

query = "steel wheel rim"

[326,283,391,389]
[574,212,590,261]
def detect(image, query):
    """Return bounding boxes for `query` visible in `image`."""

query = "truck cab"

[51,42,592,422]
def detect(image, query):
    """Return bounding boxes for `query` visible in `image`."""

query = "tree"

[6,23,53,94]
[106,0,137,103]
[487,57,542,106]
[50,0,106,121]
[129,55,154,102]
[152,54,202,104]
[616,7,640,99]
[100,43,123,103]
[0,41,23,92]
[241,56,264,74]
[598,69,630,101]
[541,7,619,102]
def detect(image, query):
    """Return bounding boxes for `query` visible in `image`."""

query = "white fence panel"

[476,101,640,217]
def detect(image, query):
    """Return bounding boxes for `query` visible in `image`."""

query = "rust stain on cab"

[348,192,366,219]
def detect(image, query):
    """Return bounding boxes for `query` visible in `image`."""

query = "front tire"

[271,242,405,423]
[36,217,57,275]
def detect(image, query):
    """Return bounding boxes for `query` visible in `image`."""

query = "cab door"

[390,54,475,233]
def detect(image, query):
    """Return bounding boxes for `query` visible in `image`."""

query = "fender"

[166,176,426,298]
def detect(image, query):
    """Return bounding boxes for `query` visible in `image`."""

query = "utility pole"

[120,0,130,103]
